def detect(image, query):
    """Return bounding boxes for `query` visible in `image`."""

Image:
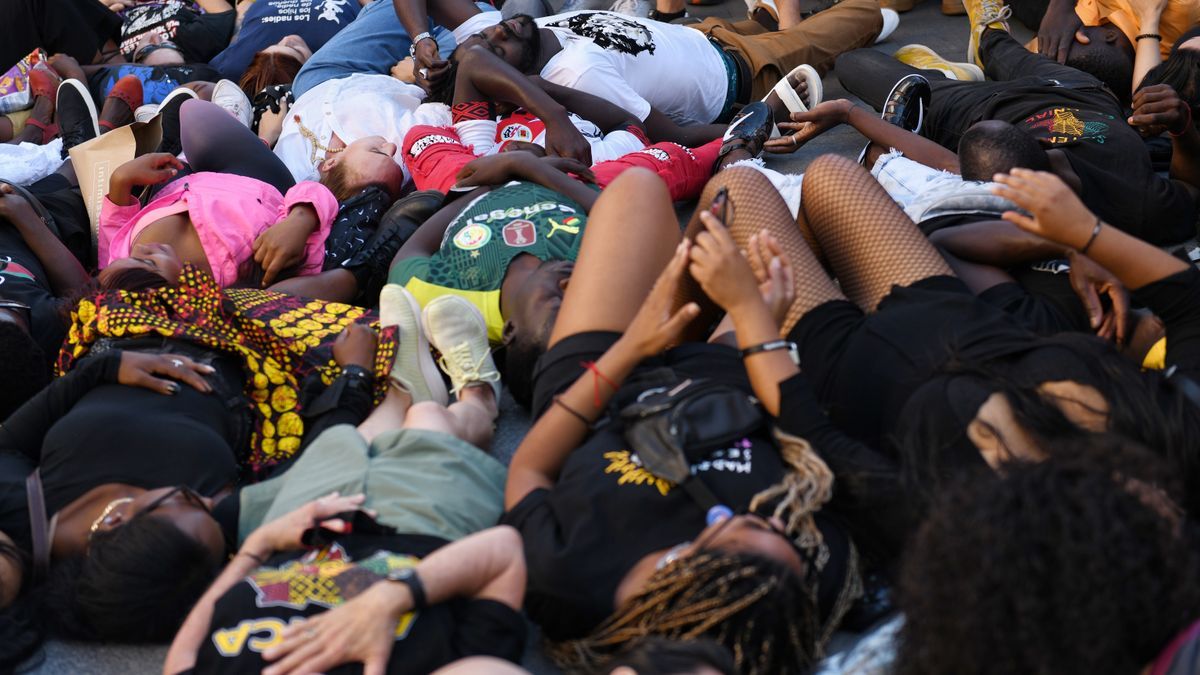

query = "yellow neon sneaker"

[894,44,986,81]
[423,295,501,401]
[963,0,1011,67]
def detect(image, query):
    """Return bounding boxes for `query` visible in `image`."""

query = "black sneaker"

[715,101,773,169]
[342,190,445,304]
[156,87,198,156]
[56,79,99,158]
[857,73,931,165]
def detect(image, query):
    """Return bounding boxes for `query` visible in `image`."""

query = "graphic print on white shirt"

[542,13,657,56]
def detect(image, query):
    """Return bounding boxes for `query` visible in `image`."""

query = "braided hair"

[552,550,820,674]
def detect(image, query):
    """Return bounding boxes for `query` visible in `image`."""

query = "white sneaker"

[422,296,501,401]
[134,103,159,123]
[211,79,253,128]
[380,284,449,405]
[876,8,900,43]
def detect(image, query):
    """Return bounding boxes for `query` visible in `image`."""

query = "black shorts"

[530,332,753,418]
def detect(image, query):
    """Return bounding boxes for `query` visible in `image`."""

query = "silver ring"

[171,359,184,368]
[419,67,429,79]
[791,135,799,146]
[304,628,318,639]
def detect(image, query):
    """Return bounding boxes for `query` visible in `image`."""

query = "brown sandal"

[23,117,58,144]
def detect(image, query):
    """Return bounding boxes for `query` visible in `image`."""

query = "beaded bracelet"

[1080,217,1103,255]
[1135,33,1162,41]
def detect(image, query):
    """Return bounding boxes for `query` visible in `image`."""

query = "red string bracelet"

[581,361,618,407]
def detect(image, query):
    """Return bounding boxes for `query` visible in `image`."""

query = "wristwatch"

[409,32,435,59]
[385,566,428,610]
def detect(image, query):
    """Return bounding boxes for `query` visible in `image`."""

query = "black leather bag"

[619,376,765,509]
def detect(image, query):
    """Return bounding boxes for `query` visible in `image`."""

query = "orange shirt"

[1074,0,1200,56]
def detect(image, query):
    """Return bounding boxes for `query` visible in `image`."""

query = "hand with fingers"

[413,39,451,94]
[991,168,1099,247]
[543,119,593,166]
[113,153,185,188]
[687,211,767,316]
[1128,84,1192,138]
[765,100,853,154]
[116,351,215,396]
[621,241,701,358]
[745,230,795,326]
[1066,250,1130,344]
[255,205,319,287]
[242,492,369,559]
[1037,1,1087,64]
[454,152,535,189]
[540,155,596,184]
[261,576,408,675]
[333,323,378,370]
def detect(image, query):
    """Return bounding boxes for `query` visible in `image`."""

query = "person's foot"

[963,0,1011,66]
[19,96,56,145]
[212,79,253,128]
[423,296,501,401]
[857,73,931,164]
[716,101,773,169]
[762,66,820,125]
[380,284,450,406]
[155,86,199,156]
[28,65,62,101]
[894,44,985,81]
[55,78,99,156]
[99,75,142,133]
[876,8,900,44]
[747,0,778,27]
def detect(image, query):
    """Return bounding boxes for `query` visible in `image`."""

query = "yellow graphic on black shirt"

[604,450,675,496]
[211,545,419,658]
[1022,106,1112,145]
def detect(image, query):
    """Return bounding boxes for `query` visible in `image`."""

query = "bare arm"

[0,187,90,296]
[643,108,726,146]
[533,77,645,135]
[1129,0,1169,91]
[768,100,960,172]
[259,526,527,675]
[163,548,262,674]
[928,219,1068,266]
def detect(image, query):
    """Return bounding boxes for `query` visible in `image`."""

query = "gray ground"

[20,3,1032,673]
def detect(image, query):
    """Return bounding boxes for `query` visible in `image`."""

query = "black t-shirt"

[981,80,1195,245]
[190,534,526,674]
[0,223,63,359]
[119,1,236,63]
[0,351,241,552]
[507,335,851,640]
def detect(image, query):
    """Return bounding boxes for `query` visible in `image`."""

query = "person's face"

[0,532,23,609]
[481,15,539,71]
[92,486,225,559]
[689,513,807,579]
[968,381,1109,470]
[337,136,404,198]
[503,259,572,344]
[262,34,312,64]
[100,242,184,285]
[135,35,186,66]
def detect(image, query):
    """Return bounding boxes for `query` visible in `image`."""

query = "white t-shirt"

[466,10,727,125]
[537,11,727,125]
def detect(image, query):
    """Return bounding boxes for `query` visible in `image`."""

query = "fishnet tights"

[800,155,954,311]
[677,167,844,336]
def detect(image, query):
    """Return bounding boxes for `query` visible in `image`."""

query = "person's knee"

[404,401,455,431]
[805,153,861,189]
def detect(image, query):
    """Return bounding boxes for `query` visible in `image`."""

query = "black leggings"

[836,29,1105,150]
[179,99,295,194]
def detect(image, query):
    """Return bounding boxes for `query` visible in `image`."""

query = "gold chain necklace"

[293,113,344,167]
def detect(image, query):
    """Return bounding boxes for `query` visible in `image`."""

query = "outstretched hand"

[1067,250,1129,344]
[115,153,185,187]
[622,241,700,358]
[765,100,853,154]
[243,492,370,557]
[1037,2,1087,64]
[688,211,767,315]
[745,230,795,326]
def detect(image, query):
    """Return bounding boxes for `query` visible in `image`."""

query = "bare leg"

[403,388,497,452]
[800,154,954,311]
[357,387,411,444]
[678,167,843,336]
[549,167,682,347]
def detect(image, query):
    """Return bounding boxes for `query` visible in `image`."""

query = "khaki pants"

[692,0,883,101]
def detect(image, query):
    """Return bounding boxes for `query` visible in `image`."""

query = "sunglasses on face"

[134,41,180,63]
[136,485,211,519]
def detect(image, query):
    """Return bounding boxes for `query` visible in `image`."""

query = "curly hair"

[552,551,822,675]
[896,436,1200,675]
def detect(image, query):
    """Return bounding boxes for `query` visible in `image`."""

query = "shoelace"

[976,3,1011,27]
[437,342,499,395]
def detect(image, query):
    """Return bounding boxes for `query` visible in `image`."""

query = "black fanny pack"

[619,374,765,511]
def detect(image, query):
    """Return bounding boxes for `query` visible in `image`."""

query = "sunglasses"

[134,41,180,63]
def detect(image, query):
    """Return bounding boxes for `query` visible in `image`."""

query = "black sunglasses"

[134,41,180,63]
[133,485,211,522]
